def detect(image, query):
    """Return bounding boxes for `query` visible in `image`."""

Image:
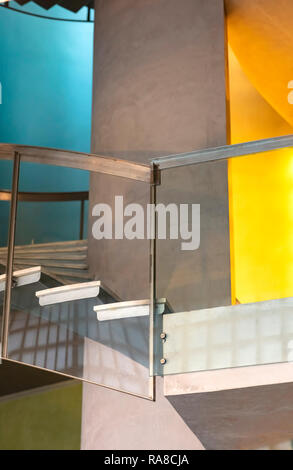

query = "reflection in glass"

[154,146,293,377]
[2,161,151,397]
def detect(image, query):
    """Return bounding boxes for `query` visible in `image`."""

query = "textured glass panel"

[7,279,149,395]
[162,298,293,374]
[154,146,293,375]
[5,161,151,397]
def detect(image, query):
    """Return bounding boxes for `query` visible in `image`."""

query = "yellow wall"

[229,148,293,303]
[228,47,293,303]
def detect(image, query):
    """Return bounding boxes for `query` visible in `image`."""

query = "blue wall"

[0,2,93,245]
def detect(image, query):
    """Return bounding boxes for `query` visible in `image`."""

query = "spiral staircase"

[14,1,94,13]
[0,239,92,286]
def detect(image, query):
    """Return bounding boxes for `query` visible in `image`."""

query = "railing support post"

[1,152,20,358]
[80,199,85,240]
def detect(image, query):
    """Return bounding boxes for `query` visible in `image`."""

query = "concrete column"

[88,0,229,303]
[83,0,228,449]
[91,0,227,158]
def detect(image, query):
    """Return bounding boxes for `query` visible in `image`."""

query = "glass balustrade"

[151,136,293,376]
[0,145,154,398]
[2,137,293,395]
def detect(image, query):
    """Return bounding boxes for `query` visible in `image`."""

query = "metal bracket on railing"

[151,164,161,186]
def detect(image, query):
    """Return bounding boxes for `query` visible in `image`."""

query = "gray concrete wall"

[84,0,228,449]
[91,0,227,159]
[166,381,293,450]
[89,0,229,305]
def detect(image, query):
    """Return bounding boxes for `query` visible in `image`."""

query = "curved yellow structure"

[226,0,293,127]
[226,1,293,304]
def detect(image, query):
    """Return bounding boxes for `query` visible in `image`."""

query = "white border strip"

[0,266,41,292]
[36,281,101,306]
[164,362,293,396]
[95,298,167,321]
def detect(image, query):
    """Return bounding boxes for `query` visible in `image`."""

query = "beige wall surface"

[81,378,204,450]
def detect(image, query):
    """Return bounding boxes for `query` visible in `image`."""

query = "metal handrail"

[0,189,89,240]
[0,143,154,184]
[0,145,155,367]
[151,134,293,169]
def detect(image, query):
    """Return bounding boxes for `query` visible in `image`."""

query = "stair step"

[5,253,87,261]
[40,270,92,286]
[14,1,93,14]
[94,299,169,321]
[0,239,92,286]
[4,260,88,270]
[41,267,93,280]
[0,239,87,253]
[0,246,88,255]
[0,267,42,292]
[36,281,101,306]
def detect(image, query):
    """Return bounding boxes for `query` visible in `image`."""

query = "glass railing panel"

[162,297,293,374]
[7,283,150,396]
[3,159,152,398]
[153,144,293,375]
[155,159,231,314]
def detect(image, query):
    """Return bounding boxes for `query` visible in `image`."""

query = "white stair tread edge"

[36,281,101,306]
[94,298,167,321]
[0,266,41,292]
